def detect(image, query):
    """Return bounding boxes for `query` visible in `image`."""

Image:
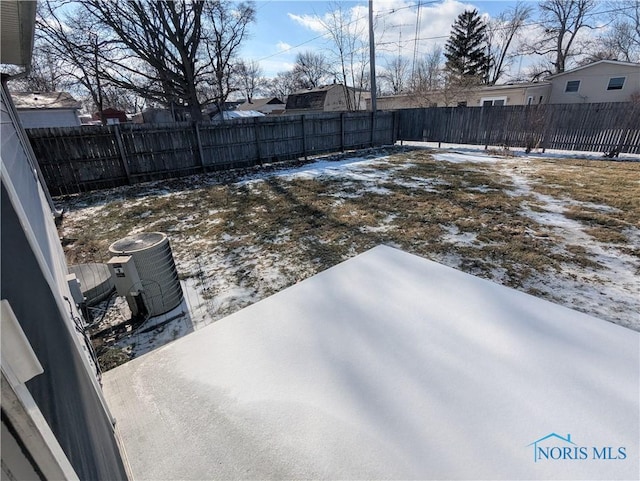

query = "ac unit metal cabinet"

[108,233,183,317]
[107,256,145,317]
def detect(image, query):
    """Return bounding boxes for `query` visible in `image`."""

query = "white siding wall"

[548,63,640,104]
[17,109,81,128]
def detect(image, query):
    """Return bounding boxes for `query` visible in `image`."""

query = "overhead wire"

[254,2,638,63]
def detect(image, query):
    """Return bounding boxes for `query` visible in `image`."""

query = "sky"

[241,0,531,78]
[239,0,618,82]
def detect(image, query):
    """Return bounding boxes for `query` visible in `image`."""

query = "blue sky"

[241,0,528,77]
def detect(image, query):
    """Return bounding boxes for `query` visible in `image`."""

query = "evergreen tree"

[444,9,490,84]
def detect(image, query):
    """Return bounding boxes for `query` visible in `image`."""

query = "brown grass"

[57,147,640,368]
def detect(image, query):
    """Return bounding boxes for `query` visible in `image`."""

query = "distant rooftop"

[211,110,265,120]
[237,97,285,110]
[11,91,82,110]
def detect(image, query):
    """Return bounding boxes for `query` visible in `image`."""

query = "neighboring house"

[373,82,551,110]
[141,107,174,124]
[79,113,101,125]
[11,91,82,128]
[94,107,128,124]
[372,60,640,110]
[1,1,129,479]
[545,60,640,104]
[237,97,286,115]
[285,84,366,113]
[203,100,244,120]
[210,110,265,121]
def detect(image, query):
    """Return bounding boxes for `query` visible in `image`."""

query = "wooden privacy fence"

[397,102,640,154]
[28,103,640,196]
[28,111,395,195]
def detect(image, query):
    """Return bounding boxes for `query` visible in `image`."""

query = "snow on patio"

[58,144,640,364]
[102,246,639,481]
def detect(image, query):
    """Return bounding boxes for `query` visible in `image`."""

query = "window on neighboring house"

[565,80,580,92]
[457,101,467,107]
[527,96,533,105]
[607,77,625,90]
[481,97,507,107]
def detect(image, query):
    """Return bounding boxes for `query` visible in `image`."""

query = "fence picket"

[26,105,639,195]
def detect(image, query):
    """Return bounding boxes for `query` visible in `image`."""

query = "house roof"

[11,91,82,110]
[475,81,551,91]
[285,84,361,110]
[545,60,640,79]
[0,0,36,67]
[286,88,329,110]
[237,97,285,110]
[211,110,265,120]
[102,245,639,480]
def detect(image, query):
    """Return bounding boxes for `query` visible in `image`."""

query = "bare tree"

[9,41,69,93]
[527,0,596,74]
[320,2,369,111]
[37,0,116,123]
[267,70,299,98]
[598,1,640,62]
[411,45,444,93]
[379,56,410,95]
[486,2,533,84]
[82,0,207,120]
[293,51,329,88]
[202,0,256,116]
[235,59,263,102]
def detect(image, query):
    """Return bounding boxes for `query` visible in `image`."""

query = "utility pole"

[369,0,377,112]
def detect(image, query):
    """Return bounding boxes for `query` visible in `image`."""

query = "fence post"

[302,115,308,160]
[254,117,262,165]
[113,125,131,185]
[540,104,553,153]
[340,112,345,152]
[484,108,493,150]
[193,121,206,172]
[392,110,398,145]
[370,111,375,148]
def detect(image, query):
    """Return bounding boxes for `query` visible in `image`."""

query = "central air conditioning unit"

[107,232,183,319]
[107,255,146,318]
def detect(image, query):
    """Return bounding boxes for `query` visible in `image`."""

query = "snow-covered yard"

[57,143,640,368]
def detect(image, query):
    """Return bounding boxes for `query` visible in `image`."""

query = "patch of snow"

[393,176,449,192]
[441,224,479,246]
[65,145,640,365]
[401,141,640,162]
[359,214,397,233]
[432,152,501,164]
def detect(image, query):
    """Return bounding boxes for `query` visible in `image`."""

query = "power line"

[255,3,637,64]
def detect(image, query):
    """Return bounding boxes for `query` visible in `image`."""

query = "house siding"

[373,83,552,110]
[548,63,640,104]
[2,82,128,480]
[18,108,81,128]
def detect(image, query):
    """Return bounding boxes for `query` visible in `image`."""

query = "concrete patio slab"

[103,245,639,480]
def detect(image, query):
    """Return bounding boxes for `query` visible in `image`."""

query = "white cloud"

[260,59,296,78]
[276,41,292,52]
[287,12,326,34]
